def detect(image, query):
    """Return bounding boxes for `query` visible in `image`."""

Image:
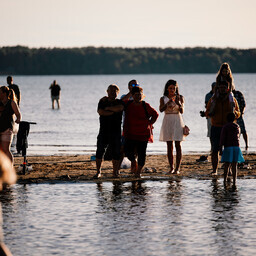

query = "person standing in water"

[49,80,61,109]
[220,113,244,187]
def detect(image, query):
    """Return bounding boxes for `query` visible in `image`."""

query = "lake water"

[1,179,256,256]
[0,74,255,155]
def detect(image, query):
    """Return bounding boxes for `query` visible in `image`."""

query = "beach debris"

[17,164,33,172]
[90,155,96,161]
[121,157,131,169]
[196,155,208,163]
[238,162,252,170]
[144,167,157,173]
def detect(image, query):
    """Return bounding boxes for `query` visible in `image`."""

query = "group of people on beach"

[95,62,248,186]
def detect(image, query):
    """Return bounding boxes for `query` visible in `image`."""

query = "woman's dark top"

[0,100,14,132]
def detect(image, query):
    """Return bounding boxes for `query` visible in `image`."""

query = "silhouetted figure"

[95,84,124,178]
[0,86,21,163]
[205,81,240,175]
[232,84,249,151]
[220,113,244,187]
[124,86,158,178]
[6,76,20,106]
[49,80,61,109]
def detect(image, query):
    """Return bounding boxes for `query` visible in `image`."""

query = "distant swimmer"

[49,80,61,109]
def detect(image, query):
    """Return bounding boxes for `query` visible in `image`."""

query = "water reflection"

[0,180,255,255]
[210,178,241,255]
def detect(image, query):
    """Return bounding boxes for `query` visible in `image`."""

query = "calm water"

[1,179,256,256]
[0,74,255,155]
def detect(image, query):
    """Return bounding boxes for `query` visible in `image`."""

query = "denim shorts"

[0,128,13,143]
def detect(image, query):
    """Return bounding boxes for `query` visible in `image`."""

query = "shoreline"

[13,153,256,184]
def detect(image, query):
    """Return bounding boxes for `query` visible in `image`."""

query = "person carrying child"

[220,113,245,187]
[205,80,240,175]
[209,63,235,116]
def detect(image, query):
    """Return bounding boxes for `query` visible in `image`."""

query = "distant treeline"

[0,46,256,75]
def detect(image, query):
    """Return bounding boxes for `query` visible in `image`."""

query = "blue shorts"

[210,126,222,153]
[221,146,245,163]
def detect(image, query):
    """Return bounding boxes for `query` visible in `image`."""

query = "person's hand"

[175,95,182,106]
[200,111,205,117]
[15,119,20,124]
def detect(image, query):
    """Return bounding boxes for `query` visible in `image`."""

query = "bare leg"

[223,162,230,185]
[174,141,182,173]
[211,151,219,175]
[95,158,102,178]
[242,132,249,150]
[0,243,13,256]
[231,162,237,187]
[135,165,143,178]
[57,99,61,109]
[52,99,55,109]
[112,159,120,177]
[117,145,125,171]
[1,141,13,163]
[130,160,137,174]
[167,141,174,172]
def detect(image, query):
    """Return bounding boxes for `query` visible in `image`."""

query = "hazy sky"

[1,0,255,49]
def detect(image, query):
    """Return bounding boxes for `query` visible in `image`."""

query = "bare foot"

[93,173,102,179]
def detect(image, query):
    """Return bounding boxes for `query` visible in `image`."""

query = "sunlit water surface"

[0,74,255,155]
[1,179,256,256]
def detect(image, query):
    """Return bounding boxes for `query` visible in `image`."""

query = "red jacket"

[123,101,159,141]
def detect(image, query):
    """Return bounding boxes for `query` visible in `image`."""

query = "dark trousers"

[124,139,148,166]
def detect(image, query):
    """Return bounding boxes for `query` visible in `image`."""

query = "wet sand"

[13,153,256,184]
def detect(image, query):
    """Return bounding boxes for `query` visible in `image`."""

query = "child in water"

[220,113,244,186]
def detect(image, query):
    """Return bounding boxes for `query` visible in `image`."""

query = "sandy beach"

[13,153,256,184]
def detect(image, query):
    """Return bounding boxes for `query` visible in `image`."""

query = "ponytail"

[0,86,17,103]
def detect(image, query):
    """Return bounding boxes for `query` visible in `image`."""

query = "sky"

[1,0,256,49]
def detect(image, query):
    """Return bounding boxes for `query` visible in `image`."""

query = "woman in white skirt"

[159,80,185,174]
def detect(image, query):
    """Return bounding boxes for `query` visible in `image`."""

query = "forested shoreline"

[0,46,255,75]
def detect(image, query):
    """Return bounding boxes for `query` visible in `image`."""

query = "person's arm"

[105,104,124,113]
[175,95,184,114]
[97,99,123,116]
[11,101,21,123]
[159,96,167,112]
[17,87,21,106]
[147,103,159,125]
[234,98,241,120]
[205,98,213,117]
[121,92,132,101]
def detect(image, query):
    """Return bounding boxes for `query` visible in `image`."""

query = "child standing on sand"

[220,112,244,186]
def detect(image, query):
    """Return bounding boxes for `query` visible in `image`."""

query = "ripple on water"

[1,179,256,255]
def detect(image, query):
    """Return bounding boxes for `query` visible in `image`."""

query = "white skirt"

[159,113,185,142]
